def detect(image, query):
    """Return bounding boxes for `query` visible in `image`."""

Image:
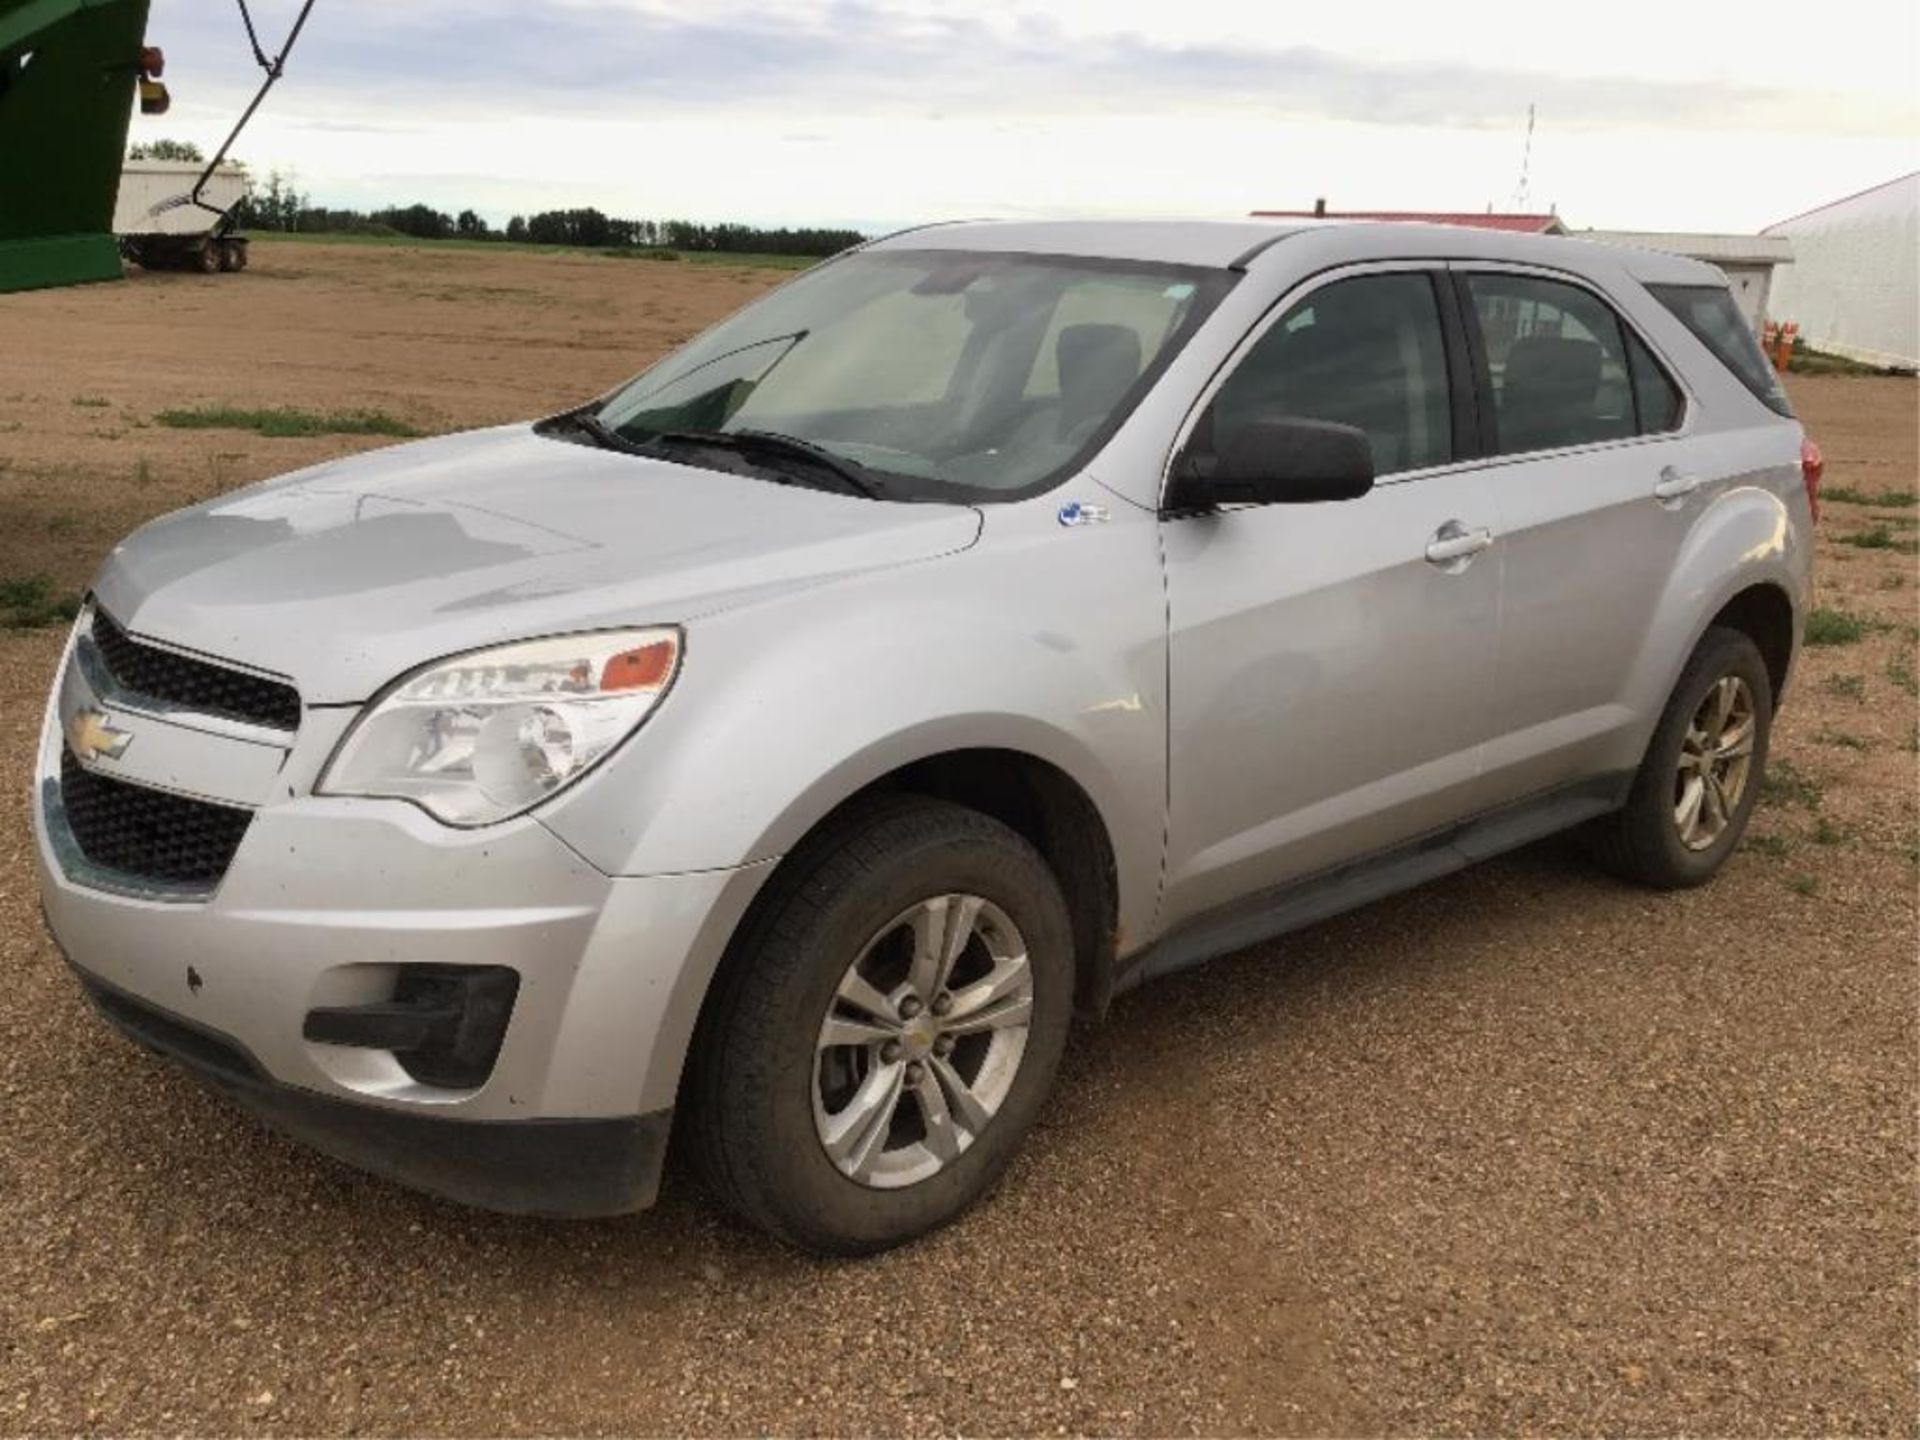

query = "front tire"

[687,796,1074,1255]
[1587,626,1773,888]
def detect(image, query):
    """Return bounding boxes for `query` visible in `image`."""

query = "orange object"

[601,640,676,691]
[1771,321,1799,371]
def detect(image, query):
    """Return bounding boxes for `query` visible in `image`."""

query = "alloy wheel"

[1674,674,1757,851]
[812,894,1033,1189]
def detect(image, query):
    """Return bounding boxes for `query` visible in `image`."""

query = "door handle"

[1653,466,1701,502]
[1425,521,1494,567]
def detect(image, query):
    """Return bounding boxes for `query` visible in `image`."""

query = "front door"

[1159,268,1501,932]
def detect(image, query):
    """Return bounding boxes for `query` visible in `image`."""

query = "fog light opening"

[303,965,520,1090]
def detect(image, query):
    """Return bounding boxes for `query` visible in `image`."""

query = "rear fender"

[1618,476,1808,765]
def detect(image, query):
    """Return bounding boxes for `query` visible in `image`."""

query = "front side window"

[1200,272,1454,478]
[1466,273,1636,455]
[580,251,1234,503]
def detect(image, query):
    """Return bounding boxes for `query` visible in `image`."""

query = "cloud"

[156,0,1917,136]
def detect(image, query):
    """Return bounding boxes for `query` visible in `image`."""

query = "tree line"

[226,171,863,258]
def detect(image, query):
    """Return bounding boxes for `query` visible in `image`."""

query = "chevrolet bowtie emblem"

[67,707,133,763]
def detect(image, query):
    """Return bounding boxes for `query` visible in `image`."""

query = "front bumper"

[73,960,671,1217]
[34,645,773,1213]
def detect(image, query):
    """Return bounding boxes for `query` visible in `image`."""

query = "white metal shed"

[1762,173,1919,370]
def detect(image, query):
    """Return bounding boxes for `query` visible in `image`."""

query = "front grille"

[59,748,254,888]
[91,607,301,731]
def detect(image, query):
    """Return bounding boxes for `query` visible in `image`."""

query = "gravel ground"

[0,244,1914,1435]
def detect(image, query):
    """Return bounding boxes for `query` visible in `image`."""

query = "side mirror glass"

[1170,417,1375,509]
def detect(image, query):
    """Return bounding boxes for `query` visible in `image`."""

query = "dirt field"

[1,241,1915,1436]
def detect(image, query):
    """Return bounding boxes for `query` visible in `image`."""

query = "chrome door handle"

[1425,521,1494,566]
[1653,466,1701,502]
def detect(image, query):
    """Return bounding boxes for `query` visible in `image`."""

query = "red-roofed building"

[1252,206,1569,236]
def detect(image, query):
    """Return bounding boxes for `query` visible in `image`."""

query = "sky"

[136,0,1920,236]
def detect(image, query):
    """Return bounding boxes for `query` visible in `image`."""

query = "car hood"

[93,425,983,703]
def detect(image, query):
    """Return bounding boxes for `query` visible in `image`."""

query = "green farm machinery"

[0,0,315,294]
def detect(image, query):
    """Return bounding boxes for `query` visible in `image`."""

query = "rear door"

[1158,266,1501,930]
[1450,265,1706,803]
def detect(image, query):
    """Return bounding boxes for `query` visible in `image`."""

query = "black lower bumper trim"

[73,967,669,1218]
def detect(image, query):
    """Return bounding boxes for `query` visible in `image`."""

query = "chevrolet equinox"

[35,219,1818,1253]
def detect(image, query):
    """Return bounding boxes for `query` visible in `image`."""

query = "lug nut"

[931,992,954,1017]
[905,1062,926,1086]
[898,995,925,1020]
[881,1040,903,1064]
[933,1035,955,1058]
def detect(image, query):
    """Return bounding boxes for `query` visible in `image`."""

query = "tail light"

[1800,438,1824,524]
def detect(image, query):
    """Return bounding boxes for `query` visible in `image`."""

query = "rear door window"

[1464,273,1636,455]
[1646,283,1793,417]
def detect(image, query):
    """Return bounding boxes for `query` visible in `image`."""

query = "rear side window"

[1465,273,1636,454]
[1646,283,1792,417]
[1206,272,1453,476]
[1627,331,1684,433]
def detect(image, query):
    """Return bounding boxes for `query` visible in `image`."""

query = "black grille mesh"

[91,608,301,731]
[59,748,253,888]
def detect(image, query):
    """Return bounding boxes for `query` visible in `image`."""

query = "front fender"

[536,501,1170,948]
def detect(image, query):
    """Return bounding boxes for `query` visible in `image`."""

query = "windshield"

[585,250,1235,502]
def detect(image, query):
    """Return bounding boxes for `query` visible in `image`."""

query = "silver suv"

[35,220,1817,1253]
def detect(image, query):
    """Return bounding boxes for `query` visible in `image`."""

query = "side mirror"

[1168,417,1375,509]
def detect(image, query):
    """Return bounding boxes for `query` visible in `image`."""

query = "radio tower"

[1512,103,1536,210]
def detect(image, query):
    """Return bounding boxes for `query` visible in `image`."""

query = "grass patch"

[1889,652,1918,698]
[1805,607,1868,646]
[1787,874,1820,897]
[1811,817,1853,846]
[1821,484,1918,508]
[1814,729,1870,751]
[156,405,424,439]
[1836,525,1920,555]
[1761,757,1823,809]
[71,394,109,408]
[1823,673,1867,701]
[1743,831,1793,858]
[0,574,82,629]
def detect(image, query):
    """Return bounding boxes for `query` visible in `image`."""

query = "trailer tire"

[227,240,249,273]
[196,240,221,275]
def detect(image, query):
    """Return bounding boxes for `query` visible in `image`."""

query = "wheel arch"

[1707,581,1796,703]
[661,743,1126,1141]
[730,744,1124,1024]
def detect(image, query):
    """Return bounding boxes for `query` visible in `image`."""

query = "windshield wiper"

[565,408,649,454]
[653,428,884,499]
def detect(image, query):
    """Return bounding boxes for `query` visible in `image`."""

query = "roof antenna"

[1511,103,1536,210]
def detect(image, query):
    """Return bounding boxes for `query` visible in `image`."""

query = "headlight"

[318,628,681,826]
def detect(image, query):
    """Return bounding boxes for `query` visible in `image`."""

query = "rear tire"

[195,240,221,274]
[686,796,1074,1255]
[1587,626,1773,888]
[217,239,242,272]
